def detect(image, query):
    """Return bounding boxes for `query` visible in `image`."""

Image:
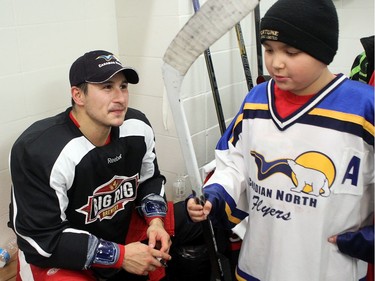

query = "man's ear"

[71,86,84,106]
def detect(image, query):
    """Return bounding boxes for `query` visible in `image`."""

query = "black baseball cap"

[69,50,139,86]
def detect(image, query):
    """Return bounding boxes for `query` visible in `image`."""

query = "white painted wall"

[0,0,373,246]
[0,0,121,246]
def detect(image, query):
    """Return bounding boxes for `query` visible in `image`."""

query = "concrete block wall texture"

[0,0,373,247]
[0,0,121,247]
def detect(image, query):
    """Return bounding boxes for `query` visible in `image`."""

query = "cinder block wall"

[0,0,373,247]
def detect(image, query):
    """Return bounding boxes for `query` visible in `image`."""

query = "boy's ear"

[71,86,85,106]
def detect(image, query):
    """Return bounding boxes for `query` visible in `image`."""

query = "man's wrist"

[89,238,124,269]
[149,217,164,226]
[146,216,164,226]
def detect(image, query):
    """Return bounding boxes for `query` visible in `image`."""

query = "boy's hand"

[187,197,212,222]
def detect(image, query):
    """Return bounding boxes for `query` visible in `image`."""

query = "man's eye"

[104,85,112,89]
[121,84,128,90]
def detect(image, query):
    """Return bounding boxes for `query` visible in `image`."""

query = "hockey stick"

[254,3,263,78]
[190,3,232,278]
[234,23,253,91]
[162,0,259,280]
[253,3,272,84]
[192,0,226,135]
[164,66,228,281]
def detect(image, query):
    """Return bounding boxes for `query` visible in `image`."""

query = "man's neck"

[69,109,111,147]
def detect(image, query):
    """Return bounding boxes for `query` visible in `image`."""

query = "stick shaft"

[192,0,226,135]
[162,2,260,278]
[203,50,226,135]
[254,4,263,77]
[190,2,228,279]
[234,23,253,91]
[163,0,260,190]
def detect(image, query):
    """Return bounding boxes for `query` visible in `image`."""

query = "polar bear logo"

[287,159,330,197]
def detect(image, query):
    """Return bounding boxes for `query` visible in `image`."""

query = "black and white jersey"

[9,107,165,270]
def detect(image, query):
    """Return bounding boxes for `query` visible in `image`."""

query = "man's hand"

[186,197,212,222]
[147,218,171,254]
[122,241,171,276]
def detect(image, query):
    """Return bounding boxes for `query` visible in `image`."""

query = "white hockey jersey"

[203,74,374,281]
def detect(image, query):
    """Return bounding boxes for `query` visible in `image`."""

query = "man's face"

[83,72,129,128]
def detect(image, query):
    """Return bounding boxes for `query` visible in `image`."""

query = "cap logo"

[96,54,122,68]
[260,29,279,41]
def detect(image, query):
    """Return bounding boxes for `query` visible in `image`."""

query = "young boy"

[187,0,374,280]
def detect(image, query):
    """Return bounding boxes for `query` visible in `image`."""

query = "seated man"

[9,50,180,281]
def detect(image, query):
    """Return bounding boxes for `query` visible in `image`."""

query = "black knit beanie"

[260,0,339,65]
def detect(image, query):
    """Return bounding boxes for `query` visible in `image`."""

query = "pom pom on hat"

[260,0,339,65]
